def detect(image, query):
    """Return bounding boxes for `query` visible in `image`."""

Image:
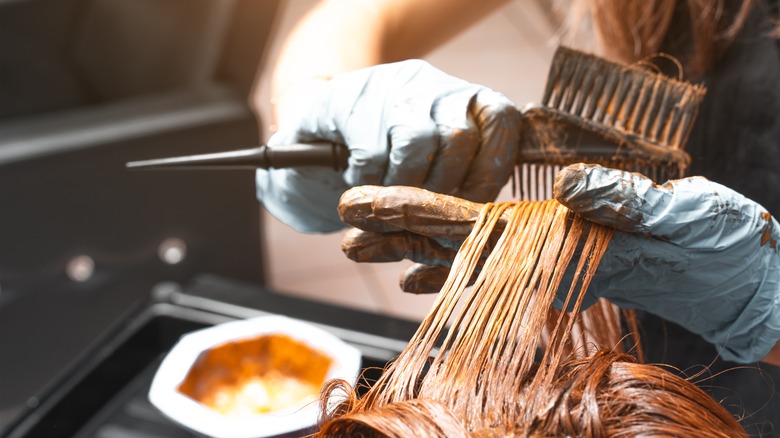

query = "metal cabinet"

[0,0,281,424]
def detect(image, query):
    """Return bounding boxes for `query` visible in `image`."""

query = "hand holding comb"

[126,46,705,207]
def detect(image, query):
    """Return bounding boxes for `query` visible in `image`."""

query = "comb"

[125,46,706,202]
[125,142,349,171]
[515,46,706,200]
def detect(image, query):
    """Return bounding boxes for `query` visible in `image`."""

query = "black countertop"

[1,275,422,438]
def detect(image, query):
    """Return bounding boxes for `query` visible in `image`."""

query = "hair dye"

[316,200,746,436]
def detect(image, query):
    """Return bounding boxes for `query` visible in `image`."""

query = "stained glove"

[256,60,521,233]
[555,164,780,364]
[338,184,493,293]
[338,164,780,364]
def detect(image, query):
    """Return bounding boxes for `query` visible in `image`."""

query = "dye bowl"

[148,315,362,438]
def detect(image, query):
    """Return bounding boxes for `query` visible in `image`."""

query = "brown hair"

[567,0,755,75]
[318,353,744,437]
[315,200,746,436]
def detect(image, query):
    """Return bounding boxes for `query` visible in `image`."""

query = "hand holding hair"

[339,164,780,364]
[555,163,780,364]
[338,185,498,294]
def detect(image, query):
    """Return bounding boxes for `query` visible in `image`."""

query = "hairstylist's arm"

[255,0,521,233]
[268,0,511,122]
[765,342,780,366]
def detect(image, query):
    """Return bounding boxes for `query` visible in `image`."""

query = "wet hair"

[318,352,744,437]
[315,200,747,436]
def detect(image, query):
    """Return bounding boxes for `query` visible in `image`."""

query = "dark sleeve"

[684,0,780,216]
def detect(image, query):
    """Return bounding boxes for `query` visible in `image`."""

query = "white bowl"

[149,315,362,438]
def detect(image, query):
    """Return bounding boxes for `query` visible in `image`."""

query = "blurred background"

[0,0,557,428]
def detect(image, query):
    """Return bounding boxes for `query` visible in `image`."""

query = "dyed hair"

[316,200,746,436]
[318,353,743,437]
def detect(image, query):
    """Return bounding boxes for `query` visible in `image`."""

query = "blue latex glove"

[336,165,780,363]
[554,164,780,364]
[256,60,521,233]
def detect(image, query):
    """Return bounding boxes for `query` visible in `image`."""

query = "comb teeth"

[514,161,680,201]
[516,46,707,200]
[543,46,706,151]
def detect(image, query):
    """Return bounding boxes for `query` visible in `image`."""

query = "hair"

[315,200,747,436]
[563,0,758,75]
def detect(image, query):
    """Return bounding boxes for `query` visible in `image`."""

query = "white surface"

[148,315,362,438]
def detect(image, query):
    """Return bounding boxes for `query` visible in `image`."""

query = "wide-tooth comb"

[515,46,707,200]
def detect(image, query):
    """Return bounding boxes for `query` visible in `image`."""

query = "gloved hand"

[338,184,497,293]
[555,164,780,364]
[338,164,780,364]
[256,60,521,233]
